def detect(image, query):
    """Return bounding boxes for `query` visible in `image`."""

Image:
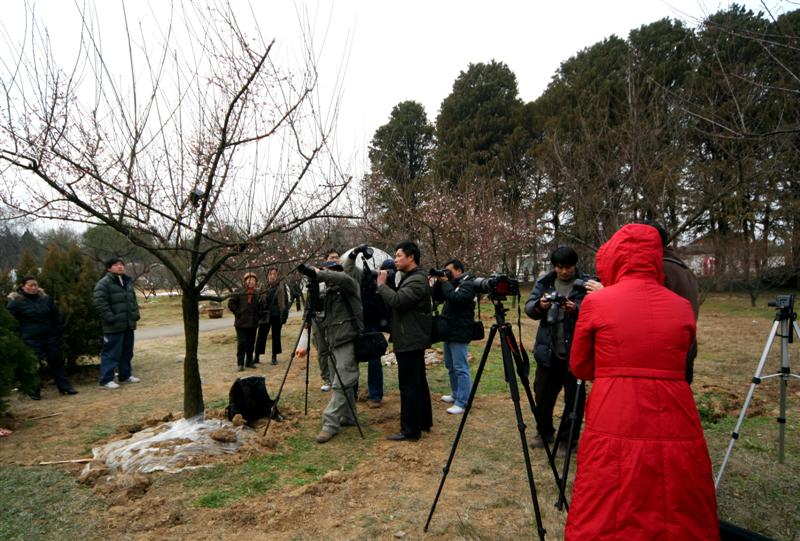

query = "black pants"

[255,315,283,358]
[395,349,433,438]
[533,358,585,443]
[26,336,72,391]
[235,327,257,367]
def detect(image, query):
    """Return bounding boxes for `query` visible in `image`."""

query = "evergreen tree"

[0,304,39,412]
[16,249,39,280]
[37,243,102,368]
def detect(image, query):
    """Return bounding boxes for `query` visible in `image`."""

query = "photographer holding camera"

[525,246,600,453]
[344,244,390,408]
[377,241,433,441]
[301,260,363,444]
[431,259,475,415]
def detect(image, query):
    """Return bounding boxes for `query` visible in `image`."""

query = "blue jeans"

[367,356,383,401]
[99,330,135,384]
[444,341,471,407]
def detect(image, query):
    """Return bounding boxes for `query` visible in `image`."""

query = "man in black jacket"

[525,247,597,450]
[377,241,433,441]
[94,258,141,389]
[254,268,290,365]
[431,258,475,415]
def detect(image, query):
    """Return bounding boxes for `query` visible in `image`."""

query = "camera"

[473,273,520,301]
[768,294,795,310]
[543,291,568,305]
[368,268,397,285]
[297,263,318,279]
[348,244,374,260]
[429,268,453,279]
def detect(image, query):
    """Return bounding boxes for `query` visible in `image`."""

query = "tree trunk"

[182,288,204,418]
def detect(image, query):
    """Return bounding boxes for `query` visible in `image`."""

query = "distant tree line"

[363,5,799,300]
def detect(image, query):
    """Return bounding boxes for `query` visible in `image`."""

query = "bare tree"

[0,2,349,417]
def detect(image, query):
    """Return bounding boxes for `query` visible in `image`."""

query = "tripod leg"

[264,312,314,437]
[556,379,584,510]
[505,328,567,508]
[499,324,547,540]
[304,324,311,417]
[715,320,781,488]
[321,335,364,439]
[424,325,497,533]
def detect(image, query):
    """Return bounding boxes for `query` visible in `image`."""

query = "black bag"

[471,297,484,341]
[343,296,388,363]
[471,320,485,341]
[354,331,388,363]
[431,313,449,343]
[226,376,281,423]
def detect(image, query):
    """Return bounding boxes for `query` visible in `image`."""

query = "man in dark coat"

[228,272,263,371]
[524,247,596,451]
[377,241,433,441]
[93,258,141,388]
[431,258,476,415]
[7,276,77,397]
[254,268,290,365]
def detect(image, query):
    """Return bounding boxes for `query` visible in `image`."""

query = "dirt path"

[137,310,303,341]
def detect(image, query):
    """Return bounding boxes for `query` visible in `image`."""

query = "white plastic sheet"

[92,417,242,473]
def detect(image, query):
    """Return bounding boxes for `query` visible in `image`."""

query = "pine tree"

[16,249,39,280]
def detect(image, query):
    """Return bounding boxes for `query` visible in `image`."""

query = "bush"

[37,243,103,369]
[0,305,39,412]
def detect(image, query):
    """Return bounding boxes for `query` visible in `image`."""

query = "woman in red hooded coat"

[565,224,719,540]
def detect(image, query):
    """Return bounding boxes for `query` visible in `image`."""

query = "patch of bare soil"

[2,303,796,541]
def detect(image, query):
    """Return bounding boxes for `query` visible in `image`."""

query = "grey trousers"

[321,341,359,434]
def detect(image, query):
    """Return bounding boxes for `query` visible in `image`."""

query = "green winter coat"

[378,266,432,353]
[317,269,363,349]
[93,272,140,334]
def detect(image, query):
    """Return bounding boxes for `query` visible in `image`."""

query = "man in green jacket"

[377,241,433,441]
[93,258,141,389]
[313,261,363,444]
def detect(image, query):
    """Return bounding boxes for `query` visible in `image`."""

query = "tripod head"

[768,294,796,326]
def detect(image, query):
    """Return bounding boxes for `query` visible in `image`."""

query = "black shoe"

[245,363,255,369]
[253,356,260,365]
[28,389,42,400]
[385,432,419,442]
[237,365,244,372]
[59,387,78,395]
[271,357,278,365]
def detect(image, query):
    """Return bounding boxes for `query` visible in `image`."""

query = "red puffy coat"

[565,224,719,541]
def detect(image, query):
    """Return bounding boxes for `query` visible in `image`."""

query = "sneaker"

[315,430,336,444]
[441,395,455,404]
[102,381,120,389]
[446,405,465,415]
[366,399,382,409]
[320,383,332,392]
[119,376,141,384]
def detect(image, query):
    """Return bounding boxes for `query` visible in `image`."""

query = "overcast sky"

[2,0,789,176]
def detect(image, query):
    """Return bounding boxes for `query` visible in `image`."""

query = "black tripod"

[262,284,363,439]
[424,298,568,540]
[715,294,799,488]
[552,378,585,510]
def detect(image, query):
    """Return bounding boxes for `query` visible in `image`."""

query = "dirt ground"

[1,294,798,541]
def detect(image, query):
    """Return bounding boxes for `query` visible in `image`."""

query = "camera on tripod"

[768,294,795,311]
[473,273,520,301]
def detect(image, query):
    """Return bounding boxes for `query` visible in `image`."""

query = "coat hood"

[596,224,664,286]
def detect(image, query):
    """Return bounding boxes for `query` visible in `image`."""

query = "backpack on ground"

[225,376,282,423]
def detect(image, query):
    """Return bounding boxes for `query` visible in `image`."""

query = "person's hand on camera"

[564,299,577,313]
[539,298,552,310]
[376,270,388,286]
